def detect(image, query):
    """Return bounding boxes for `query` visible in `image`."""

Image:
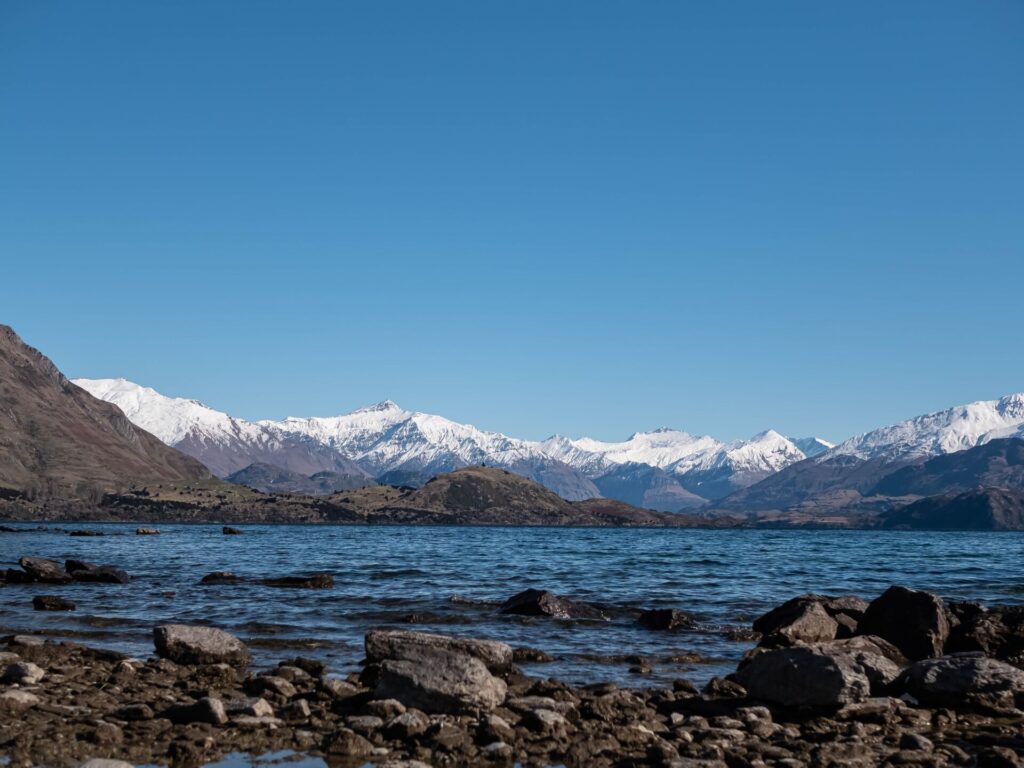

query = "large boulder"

[499,589,607,620]
[735,646,873,708]
[946,605,1024,665]
[858,586,949,660]
[153,624,250,667]
[374,653,507,714]
[897,654,1024,709]
[18,556,71,584]
[365,630,513,674]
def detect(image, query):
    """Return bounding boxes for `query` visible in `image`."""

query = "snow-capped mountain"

[73,378,827,508]
[824,394,1024,463]
[72,378,371,480]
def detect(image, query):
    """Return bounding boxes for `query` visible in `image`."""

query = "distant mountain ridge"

[73,378,830,508]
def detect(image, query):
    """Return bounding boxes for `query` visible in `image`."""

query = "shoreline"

[2,586,1023,767]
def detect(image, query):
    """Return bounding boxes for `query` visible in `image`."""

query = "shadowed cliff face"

[881,487,1024,530]
[0,325,210,498]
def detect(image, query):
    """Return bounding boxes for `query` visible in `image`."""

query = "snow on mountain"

[71,378,371,479]
[826,394,1024,463]
[74,377,828,505]
[790,436,834,458]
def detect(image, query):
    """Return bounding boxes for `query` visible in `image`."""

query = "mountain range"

[74,377,837,509]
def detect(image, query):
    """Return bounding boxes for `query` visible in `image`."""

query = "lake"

[2,525,1023,688]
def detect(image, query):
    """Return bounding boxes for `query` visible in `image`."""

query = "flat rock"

[65,559,130,584]
[0,689,40,712]
[200,571,242,585]
[153,624,250,667]
[165,696,228,725]
[365,629,513,674]
[898,653,1024,708]
[79,761,135,768]
[373,648,507,714]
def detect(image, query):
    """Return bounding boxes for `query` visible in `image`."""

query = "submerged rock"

[65,559,130,584]
[499,588,607,620]
[637,608,697,631]
[153,624,250,667]
[32,595,75,611]
[223,526,243,535]
[135,527,160,535]
[259,573,334,589]
[200,571,242,585]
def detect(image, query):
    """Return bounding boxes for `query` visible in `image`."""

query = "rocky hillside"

[880,487,1024,530]
[225,462,377,495]
[0,326,209,499]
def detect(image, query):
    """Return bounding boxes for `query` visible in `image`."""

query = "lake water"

[2,525,1023,688]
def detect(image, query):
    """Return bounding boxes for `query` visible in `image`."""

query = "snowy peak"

[827,393,1024,463]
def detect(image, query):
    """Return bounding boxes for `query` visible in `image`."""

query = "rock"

[364,698,405,719]
[281,699,311,720]
[735,646,873,708]
[323,728,374,757]
[259,573,334,589]
[79,760,135,768]
[245,675,297,699]
[897,654,1024,708]
[512,646,554,663]
[373,649,507,713]
[1,661,45,685]
[33,595,76,611]
[638,608,697,630]
[366,629,514,674]
[222,526,243,534]
[858,586,949,660]
[522,707,570,738]
[499,588,607,620]
[153,624,250,667]
[231,697,274,718]
[0,689,39,712]
[165,696,229,725]
[200,571,241,584]
[480,741,514,761]
[753,598,839,646]
[3,568,34,584]
[809,639,904,693]
[18,556,71,583]
[899,733,934,751]
[65,560,130,584]
[135,527,160,535]
[385,710,430,739]
[702,677,747,699]
[113,703,154,721]
[321,677,360,699]
[69,529,103,537]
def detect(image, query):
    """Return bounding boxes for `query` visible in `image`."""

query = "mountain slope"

[226,462,377,495]
[713,394,1024,514]
[592,463,706,511]
[0,326,209,498]
[74,378,374,479]
[871,438,1024,497]
[880,487,1024,531]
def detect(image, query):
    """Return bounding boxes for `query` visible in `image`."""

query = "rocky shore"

[2,584,1024,767]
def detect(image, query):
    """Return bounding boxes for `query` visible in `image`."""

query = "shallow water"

[2,524,1023,687]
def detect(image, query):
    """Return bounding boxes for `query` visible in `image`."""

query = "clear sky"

[2,1,1022,443]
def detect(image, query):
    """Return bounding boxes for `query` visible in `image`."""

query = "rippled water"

[2,524,1023,687]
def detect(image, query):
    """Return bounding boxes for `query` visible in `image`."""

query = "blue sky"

[2,1,1022,442]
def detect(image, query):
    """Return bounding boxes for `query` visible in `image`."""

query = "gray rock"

[1,661,45,685]
[385,710,430,739]
[365,629,513,674]
[0,689,40,712]
[165,696,228,725]
[18,556,71,583]
[65,559,130,584]
[33,595,76,611]
[79,760,136,768]
[736,646,872,708]
[153,624,250,667]
[858,586,949,660]
[373,650,507,713]
[897,654,1024,708]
